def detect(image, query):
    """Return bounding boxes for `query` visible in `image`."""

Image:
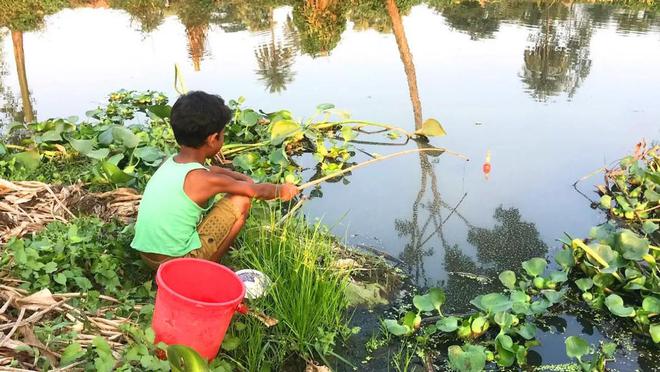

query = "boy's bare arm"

[185,169,298,204]
[207,165,253,183]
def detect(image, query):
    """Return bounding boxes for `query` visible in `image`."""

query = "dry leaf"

[16,289,57,310]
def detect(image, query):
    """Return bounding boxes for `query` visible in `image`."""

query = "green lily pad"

[554,249,575,268]
[496,334,514,352]
[428,288,446,313]
[516,323,537,340]
[383,319,411,336]
[605,294,636,317]
[642,221,659,235]
[650,324,660,343]
[617,230,650,261]
[498,270,516,289]
[436,316,459,332]
[642,296,660,313]
[270,119,301,145]
[575,278,593,292]
[522,258,547,277]
[565,336,590,359]
[471,293,512,313]
[448,344,487,372]
[414,118,446,137]
[413,294,435,312]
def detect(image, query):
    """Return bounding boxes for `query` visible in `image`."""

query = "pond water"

[1,0,659,369]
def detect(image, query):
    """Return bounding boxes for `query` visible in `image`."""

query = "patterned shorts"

[139,197,242,269]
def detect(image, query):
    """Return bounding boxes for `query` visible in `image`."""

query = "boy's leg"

[194,194,251,262]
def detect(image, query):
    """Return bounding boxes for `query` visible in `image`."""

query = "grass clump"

[222,206,351,370]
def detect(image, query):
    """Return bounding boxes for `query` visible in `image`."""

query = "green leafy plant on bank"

[1,90,446,191]
[383,229,659,371]
[597,144,659,242]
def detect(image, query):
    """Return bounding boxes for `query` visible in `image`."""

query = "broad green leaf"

[270,120,301,145]
[60,342,85,366]
[599,195,612,209]
[383,319,410,336]
[542,289,564,304]
[86,148,110,160]
[650,324,660,343]
[555,249,575,268]
[112,126,140,148]
[415,118,446,137]
[317,103,335,111]
[232,152,260,171]
[604,294,636,317]
[101,161,134,184]
[499,271,516,289]
[494,312,514,329]
[436,316,459,332]
[617,230,650,260]
[167,344,208,371]
[68,138,95,154]
[428,288,446,312]
[516,323,536,340]
[146,105,171,120]
[402,311,421,330]
[642,221,659,235]
[496,334,514,352]
[239,110,260,127]
[549,270,568,283]
[590,244,624,272]
[565,336,589,359]
[642,296,660,313]
[107,153,124,166]
[54,273,67,285]
[530,299,550,314]
[448,344,487,372]
[644,188,660,202]
[413,294,434,312]
[43,262,58,274]
[522,258,547,277]
[575,278,593,292]
[134,146,165,163]
[471,293,512,313]
[470,316,488,334]
[13,150,41,170]
[593,273,615,288]
[40,129,63,142]
[98,128,114,145]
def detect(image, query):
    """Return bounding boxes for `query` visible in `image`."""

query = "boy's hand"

[278,183,300,201]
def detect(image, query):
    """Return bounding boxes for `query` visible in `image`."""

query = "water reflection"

[254,13,298,93]
[1,0,659,116]
[520,3,593,101]
[443,206,549,312]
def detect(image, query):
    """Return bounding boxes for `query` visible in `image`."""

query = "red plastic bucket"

[152,258,246,360]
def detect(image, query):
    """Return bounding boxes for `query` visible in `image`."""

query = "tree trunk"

[11,31,34,123]
[385,0,422,129]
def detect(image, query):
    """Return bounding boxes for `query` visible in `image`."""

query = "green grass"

[223,205,351,370]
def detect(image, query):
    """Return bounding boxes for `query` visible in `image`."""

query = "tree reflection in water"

[520,2,593,101]
[254,11,298,93]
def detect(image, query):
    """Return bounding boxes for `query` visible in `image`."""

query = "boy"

[131,91,299,269]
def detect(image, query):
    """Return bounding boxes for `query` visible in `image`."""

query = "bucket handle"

[236,302,249,314]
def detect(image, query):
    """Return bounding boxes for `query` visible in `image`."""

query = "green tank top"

[130,156,211,256]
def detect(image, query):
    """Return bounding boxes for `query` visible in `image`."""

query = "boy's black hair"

[170,91,232,148]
